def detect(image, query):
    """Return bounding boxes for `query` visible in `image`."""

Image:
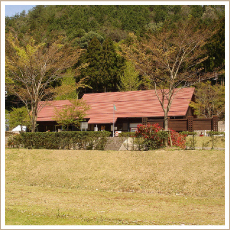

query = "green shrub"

[181,131,197,150]
[206,131,225,149]
[9,131,111,150]
[7,134,22,148]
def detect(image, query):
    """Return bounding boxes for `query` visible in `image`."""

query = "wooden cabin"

[36,88,218,133]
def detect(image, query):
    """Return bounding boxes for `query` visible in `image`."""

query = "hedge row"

[118,132,134,137]
[7,130,225,150]
[7,131,111,150]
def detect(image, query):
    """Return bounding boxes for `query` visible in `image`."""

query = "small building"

[82,87,196,133]
[36,87,204,133]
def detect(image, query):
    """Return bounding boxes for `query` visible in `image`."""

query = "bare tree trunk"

[164,114,169,131]
[164,112,169,147]
[31,104,38,132]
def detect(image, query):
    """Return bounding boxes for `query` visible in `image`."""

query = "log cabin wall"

[143,116,218,132]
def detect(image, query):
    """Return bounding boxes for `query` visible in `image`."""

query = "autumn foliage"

[169,129,186,149]
[135,123,186,149]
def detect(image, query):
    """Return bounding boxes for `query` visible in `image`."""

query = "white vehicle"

[11,125,26,133]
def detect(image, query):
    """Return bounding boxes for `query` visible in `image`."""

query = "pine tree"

[101,37,124,92]
[79,37,125,93]
[80,37,103,92]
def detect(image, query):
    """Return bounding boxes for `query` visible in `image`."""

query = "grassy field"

[5,148,225,225]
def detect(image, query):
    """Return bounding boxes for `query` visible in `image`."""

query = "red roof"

[83,87,194,124]
[37,100,72,122]
[37,88,195,124]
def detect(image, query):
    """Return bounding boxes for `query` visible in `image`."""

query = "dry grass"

[5,148,225,225]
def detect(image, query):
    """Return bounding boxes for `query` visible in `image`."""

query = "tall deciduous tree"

[120,19,215,131]
[6,32,81,132]
[118,61,142,91]
[53,69,92,100]
[203,17,225,76]
[190,81,225,120]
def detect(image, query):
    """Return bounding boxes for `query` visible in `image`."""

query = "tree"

[79,37,125,92]
[120,19,215,131]
[190,81,225,120]
[53,99,90,131]
[203,17,225,76]
[118,61,142,91]
[100,37,125,92]
[53,69,92,100]
[79,37,103,92]
[201,6,218,22]
[6,32,81,132]
[9,107,30,131]
[77,31,104,48]
[190,5,204,18]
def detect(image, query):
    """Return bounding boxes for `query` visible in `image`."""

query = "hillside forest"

[5,5,225,126]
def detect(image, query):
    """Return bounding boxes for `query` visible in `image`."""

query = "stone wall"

[104,137,126,151]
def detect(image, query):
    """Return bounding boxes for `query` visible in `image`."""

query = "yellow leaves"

[78,62,90,70]
[26,45,36,57]
[13,45,28,60]
[6,33,42,68]
[6,32,15,43]
[5,56,13,69]
[57,44,64,49]
[5,76,14,84]
[7,33,27,61]
[26,37,36,54]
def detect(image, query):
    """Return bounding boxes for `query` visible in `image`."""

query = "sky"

[5,5,36,17]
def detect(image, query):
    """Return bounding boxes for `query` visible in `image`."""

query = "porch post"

[142,117,148,125]
[212,116,218,132]
[113,105,115,137]
[188,116,194,132]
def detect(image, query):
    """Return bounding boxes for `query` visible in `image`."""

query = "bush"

[181,131,197,150]
[206,131,225,149]
[8,131,111,150]
[134,124,186,150]
[7,134,22,148]
[168,130,186,149]
[135,123,163,150]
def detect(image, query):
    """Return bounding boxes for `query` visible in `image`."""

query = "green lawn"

[186,135,225,149]
[5,148,225,225]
